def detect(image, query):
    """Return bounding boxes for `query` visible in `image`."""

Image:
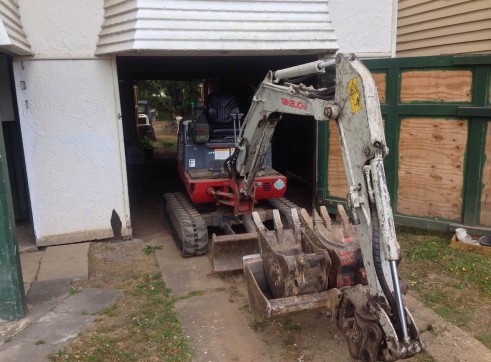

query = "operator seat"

[206,93,241,139]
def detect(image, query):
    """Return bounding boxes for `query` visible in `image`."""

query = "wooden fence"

[317,54,491,234]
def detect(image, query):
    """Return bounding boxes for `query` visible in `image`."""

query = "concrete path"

[405,295,491,362]
[154,234,272,361]
[0,279,122,362]
[0,242,122,362]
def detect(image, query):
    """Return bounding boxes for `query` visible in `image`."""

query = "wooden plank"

[327,120,348,198]
[401,70,472,103]
[397,118,467,221]
[481,122,491,226]
[371,72,386,104]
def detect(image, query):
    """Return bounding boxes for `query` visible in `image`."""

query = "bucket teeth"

[272,209,284,240]
[299,208,312,228]
[252,211,266,231]
[337,204,354,237]
[319,206,332,230]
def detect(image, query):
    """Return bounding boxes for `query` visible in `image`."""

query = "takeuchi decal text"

[281,98,308,111]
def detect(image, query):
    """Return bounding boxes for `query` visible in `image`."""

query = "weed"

[175,290,205,301]
[434,306,470,327]
[282,318,302,332]
[228,286,240,298]
[475,332,491,350]
[36,340,46,345]
[143,245,163,255]
[4,337,12,343]
[413,351,435,362]
[69,286,80,295]
[156,140,177,150]
[283,334,295,346]
[47,349,65,361]
[99,304,118,316]
[249,319,272,331]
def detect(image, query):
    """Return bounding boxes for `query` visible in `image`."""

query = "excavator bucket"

[211,232,259,272]
[243,254,341,321]
[243,209,342,321]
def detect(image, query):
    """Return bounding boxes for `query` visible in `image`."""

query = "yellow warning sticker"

[348,77,362,114]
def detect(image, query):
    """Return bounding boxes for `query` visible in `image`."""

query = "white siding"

[96,0,339,55]
[0,0,31,55]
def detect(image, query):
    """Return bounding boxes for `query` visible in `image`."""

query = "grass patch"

[36,340,46,345]
[398,227,491,296]
[49,273,191,362]
[4,337,12,343]
[99,304,118,317]
[413,351,435,362]
[152,139,177,151]
[143,245,163,255]
[476,332,491,350]
[70,286,80,295]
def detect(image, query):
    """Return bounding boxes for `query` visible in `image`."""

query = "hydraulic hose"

[371,209,398,317]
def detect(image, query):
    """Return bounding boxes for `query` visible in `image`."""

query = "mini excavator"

[164,53,424,361]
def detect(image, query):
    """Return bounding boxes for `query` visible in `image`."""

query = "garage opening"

[0,54,34,252]
[116,55,320,236]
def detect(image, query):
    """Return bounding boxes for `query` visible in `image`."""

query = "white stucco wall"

[329,0,398,57]
[15,0,131,245]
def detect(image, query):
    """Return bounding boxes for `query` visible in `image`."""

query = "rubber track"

[266,197,302,228]
[163,192,208,256]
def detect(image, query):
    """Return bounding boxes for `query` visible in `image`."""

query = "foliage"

[137,80,201,121]
[140,136,154,150]
[142,245,163,255]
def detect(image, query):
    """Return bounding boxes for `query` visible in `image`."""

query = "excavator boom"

[242,53,424,361]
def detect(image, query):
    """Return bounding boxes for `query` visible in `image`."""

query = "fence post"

[0,119,25,321]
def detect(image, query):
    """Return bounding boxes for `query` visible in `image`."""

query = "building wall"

[10,0,399,246]
[397,0,491,56]
[329,0,397,57]
[96,0,396,57]
[15,0,131,245]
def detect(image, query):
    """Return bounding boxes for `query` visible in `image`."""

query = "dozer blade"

[243,255,341,322]
[211,232,259,272]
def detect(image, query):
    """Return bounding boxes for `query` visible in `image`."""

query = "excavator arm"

[241,53,424,361]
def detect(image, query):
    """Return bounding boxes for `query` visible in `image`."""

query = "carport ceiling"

[116,55,320,81]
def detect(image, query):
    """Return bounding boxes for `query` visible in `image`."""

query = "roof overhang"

[0,11,32,56]
[96,1,338,56]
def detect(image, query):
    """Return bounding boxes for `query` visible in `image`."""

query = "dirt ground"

[61,121,490,361]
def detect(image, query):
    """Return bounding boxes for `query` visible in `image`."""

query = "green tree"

[137,80,201,121]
